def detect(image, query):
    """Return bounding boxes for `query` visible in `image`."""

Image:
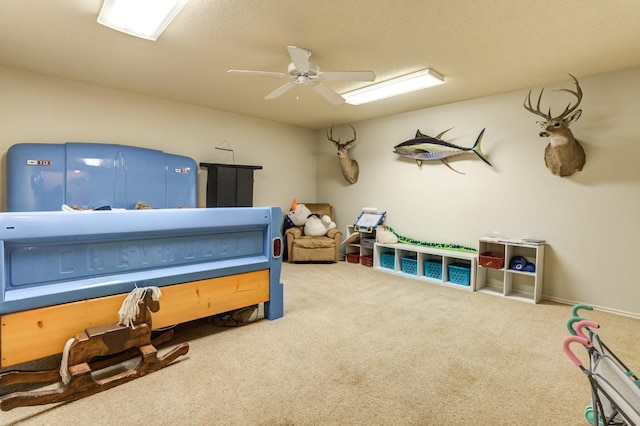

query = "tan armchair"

[285,203,343,263]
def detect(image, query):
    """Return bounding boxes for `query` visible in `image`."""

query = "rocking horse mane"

[118,286,162,328]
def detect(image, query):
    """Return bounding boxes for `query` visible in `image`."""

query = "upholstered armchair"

[285,203,343,263]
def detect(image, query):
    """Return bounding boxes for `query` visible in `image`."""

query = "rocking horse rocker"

[0,286,190,411]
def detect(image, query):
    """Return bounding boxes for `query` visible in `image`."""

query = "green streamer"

[386,226,477,253]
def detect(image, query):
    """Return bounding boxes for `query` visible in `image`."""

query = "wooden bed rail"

[1,270,269,368]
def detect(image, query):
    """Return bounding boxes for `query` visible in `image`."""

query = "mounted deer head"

[327,124,359,184]
[524,74,586,177]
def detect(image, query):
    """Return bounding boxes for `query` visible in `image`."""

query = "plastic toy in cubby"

[509,256,535,272]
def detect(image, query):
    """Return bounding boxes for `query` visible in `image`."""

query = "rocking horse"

[0,286,190,411]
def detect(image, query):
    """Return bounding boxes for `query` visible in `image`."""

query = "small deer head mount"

[524,74,586,177]
[327,124,359,184]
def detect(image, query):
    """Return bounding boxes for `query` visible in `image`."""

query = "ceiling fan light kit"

[97,0,189,41]
[343,68,445,105]
[228,46,376,105]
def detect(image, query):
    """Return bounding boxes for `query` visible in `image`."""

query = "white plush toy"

[287,200,311,226]
[304,214,337,237]
[286,199,337,237]
[376,227,398,244]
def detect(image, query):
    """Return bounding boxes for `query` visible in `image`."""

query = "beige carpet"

[2,262,639,425]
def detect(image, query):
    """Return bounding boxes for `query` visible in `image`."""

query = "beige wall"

[317,67,640,317]
[3,65,639,317]
[0,66,317,212]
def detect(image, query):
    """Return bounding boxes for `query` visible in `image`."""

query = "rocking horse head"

[118,286,162,328]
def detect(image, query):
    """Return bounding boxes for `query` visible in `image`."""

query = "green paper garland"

[386,226,477,253]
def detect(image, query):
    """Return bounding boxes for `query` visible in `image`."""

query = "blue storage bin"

[448,263,471,286]
[380,252,395,269]
[401,256,418,275]
[424,260,442,279]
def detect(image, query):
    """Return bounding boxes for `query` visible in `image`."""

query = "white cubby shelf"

[373,242,477,291]
[476,238,545,303]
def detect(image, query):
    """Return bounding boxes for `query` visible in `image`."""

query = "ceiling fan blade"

[312,83,345,105]
[319,71,376,82]
[287,45,310,71]
[227,70,289,78]
[265,82,297,100]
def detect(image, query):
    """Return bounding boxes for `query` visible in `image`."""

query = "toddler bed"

[0,143,283,368]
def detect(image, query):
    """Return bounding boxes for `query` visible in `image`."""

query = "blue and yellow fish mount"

[394,128,491,174]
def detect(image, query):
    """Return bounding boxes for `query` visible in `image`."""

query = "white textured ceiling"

[1,0,640,129]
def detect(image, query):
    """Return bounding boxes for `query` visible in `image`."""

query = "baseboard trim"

[543,296,640,319]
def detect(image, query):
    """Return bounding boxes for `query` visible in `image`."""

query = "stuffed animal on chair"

[304,214,337,237]
[284,199,342,263]
[286,199,312,227]
[284,198,336,237]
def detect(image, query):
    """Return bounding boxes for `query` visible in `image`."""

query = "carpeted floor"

[1,262,638,425]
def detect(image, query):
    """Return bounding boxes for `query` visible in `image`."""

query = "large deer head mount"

[524,74,586,177]
[327,125,359,184]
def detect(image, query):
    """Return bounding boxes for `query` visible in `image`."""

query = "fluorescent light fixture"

[97,0,189,41]
[343,68,445,105]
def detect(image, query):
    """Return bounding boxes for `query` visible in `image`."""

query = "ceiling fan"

[227,46,376,105]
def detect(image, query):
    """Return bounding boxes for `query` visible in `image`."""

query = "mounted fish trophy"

[327,125,359,184]
[524,74,586,177]
[393,128,492,174]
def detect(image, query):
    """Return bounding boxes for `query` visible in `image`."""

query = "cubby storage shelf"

[344,225,377,267]
[373,242,477,292]
[476,238,545,303]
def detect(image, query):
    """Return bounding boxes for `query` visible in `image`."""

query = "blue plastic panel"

[0,207,283,315]
[6,143,197,211]
[8,230,264,287]
[2,142,283,321]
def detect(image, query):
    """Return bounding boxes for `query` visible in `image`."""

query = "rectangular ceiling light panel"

[343,68,445,105]
[97,0,189,41]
